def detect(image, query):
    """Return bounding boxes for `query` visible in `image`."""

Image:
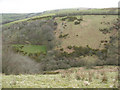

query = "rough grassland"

[2,66,118,88]
[55,15,117,51]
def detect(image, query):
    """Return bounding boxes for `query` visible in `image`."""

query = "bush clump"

[67,46,73,49]
[99,28,110,34]
[74,20,80,25]
[83,56,98,69]
[61,16,77,21]
[59,34,69,38]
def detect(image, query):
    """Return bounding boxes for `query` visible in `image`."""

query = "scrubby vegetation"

[59,34,69,38]
[2,16,119,74]
[3,19,57,50]
[60,45,107,60]
[61,16,83,25]
[2,8,119,88]
[61,16,78,21]
[2,46,40,75]
[74,20,80,25]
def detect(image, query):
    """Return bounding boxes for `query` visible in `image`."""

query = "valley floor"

[2,66,118,88]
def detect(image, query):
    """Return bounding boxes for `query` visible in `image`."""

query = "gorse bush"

[36,50,97,71]
[67,16,77,22]
[74,20,80,25]
[60,46,107,59]
[61,16,83,25]
[99,28,110,34]
[59,34,69,38]
[61,16,83,22]
[67,46,73,49]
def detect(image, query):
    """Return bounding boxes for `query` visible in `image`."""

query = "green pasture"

[12,44,47,54]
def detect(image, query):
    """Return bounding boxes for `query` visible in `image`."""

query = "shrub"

[2,46,40,75]
[106,56,118,65]
[61,17,68,21]
[60,51,70,57]
[67,16,77,22]
[37,50,93,71]
[74,20,80,25]
[69,58,85,67]
[67,46,73,49]
[72,46,90,56]
[59,34,69,38]
[77,18,83,21]
[99,28,110,34]
[3,19,57,50]
[61,16,77,21]
[39,57,71,71]
[60,48,64,51]
[83,56,98,69]
[54,21,57,26]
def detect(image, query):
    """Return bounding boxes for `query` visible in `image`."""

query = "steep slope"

[2,8,118,52]
[2,8,119,74]
[54,15,117,52]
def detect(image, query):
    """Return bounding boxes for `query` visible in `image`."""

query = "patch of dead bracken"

[54,66,118,74]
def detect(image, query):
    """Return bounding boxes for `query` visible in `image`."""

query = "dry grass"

[55,15,117,52]
[2,66,118,88]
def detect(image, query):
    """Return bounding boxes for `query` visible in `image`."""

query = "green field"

[2,66,118,88]
[12,44,47,54]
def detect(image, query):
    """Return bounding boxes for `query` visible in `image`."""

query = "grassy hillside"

[2,8,118,62]
[1,13,50,25]
[55,15,117,52]
[2,8,118,26]
[2,8,119,88]
[3,15,118,57]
